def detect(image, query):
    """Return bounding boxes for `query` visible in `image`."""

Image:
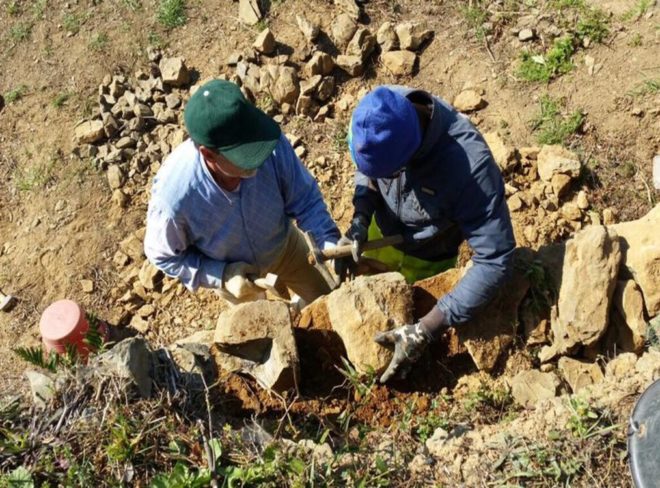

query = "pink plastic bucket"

[39,300,106,358]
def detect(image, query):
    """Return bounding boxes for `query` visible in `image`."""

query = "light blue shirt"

[144,135,339,290]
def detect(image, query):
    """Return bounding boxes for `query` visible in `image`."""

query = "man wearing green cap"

[144,79,340,304]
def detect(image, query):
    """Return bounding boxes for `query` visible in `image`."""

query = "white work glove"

[222,262,263,302]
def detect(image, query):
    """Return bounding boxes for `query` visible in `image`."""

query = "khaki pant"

[217,226,333,306]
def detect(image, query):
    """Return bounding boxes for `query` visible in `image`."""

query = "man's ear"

[199,145,214,160]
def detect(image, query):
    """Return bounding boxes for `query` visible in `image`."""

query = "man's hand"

[334,214,370,281]
[374,306,447,383]
[222,262,262,301]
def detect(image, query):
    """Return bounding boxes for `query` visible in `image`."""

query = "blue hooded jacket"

[353,86,516,326]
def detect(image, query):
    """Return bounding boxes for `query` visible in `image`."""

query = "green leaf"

[6,466,34,488]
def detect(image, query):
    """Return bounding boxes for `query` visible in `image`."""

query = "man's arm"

[436,159,516,325]
[275,136,340,246]
[144,203,225,291]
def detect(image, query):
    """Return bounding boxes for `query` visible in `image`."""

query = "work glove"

[403,224,439,246]
[374,306,447,383]
[334,213,370,281]
[222,262,263,302]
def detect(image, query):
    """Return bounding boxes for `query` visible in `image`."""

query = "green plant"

[523,259,557,313]
[63,13,83,34]
[52,91,72,108]
[518,37,575,82]
[7,0,20,15]
[4,85,27,104]
[550,0,585,8]
[461,2,489,40]
[13,159,55,191]
[628,78,660,97]
[532,95,584,144]
[332,123,349,152]
[32,0,47,19]
[106,414,141,462]
[151,462,212,487]
[0,466,34,487]
[122,0,142,11]
[622,0,654,21]
[629,32,643,46]
[148,31,165,48]
[13,346,60,372]
[576,8,610,43]
[157,0,187,29]
[9,23,32,42]
[89,32,109,51]
[566,397,619,439]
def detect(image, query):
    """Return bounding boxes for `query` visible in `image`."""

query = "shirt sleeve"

[144,202,225,291]
[353,170,380,219]
[275,136,340,246]
[436,159,516,325]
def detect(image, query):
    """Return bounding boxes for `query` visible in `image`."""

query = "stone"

[300,75,321,96]
[561,202,582,221]
[253,28,276,54]
[304,52,335,77]
[549,226,622,355]
[107,164,125,190]
[335,0,360,19]
[381,50,417,76]
[296,15,320,42]
[484,132,516,172]
[119,234,144,262]
[537,145,581,182]
[551,173,572,198]
[457,248,532,371]
[335,55,364,77]
[326,273,413,374]
[635,349,660,380]
[577,190,590,209]
[605,352,638,378]
[238,0,262,25]
[159,57,190,87]
[557,357,604,393]
[93,338,153,397]
[518,28,535,41]
[610,280,647,354]
[507,194,523,212]
[295,95,319,118]
[346,27,376,60]
[510,370,559,407]
[413,268,462,319]
[653,154,660,190]
[453,90,486,112]
[602,208,617,225]
[610,205,660,315]
[139,259,163,290]
[74,120,105,144]
[25,370,55,408]
[170,331,214,379]
[81,279,94,293]
[271,67,299,105]
[130,315,150,333]
[395,22,433,51]
[317,76,335,101]
[377,22,399,52]
[214,300,299,392]
[332,13,358,50]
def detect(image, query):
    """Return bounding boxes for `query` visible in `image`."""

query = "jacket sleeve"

[144,202,225,291]
[353,170,380,219]
[275,136,340,246]
[436,159,516,325]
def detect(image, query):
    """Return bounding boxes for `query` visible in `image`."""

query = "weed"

[32,0,47,19]
[89,32,109,51]
[6,0,20,15]
[332,123,349,152]
[0,466,34,486]
[4,85,27,104]
[629,32,643,46]
[63,13,83,34]
[551,0,585,8]
[532,95,584,145]
[157,0,187,29]
[576,8,610,44]
[52,91,72,108]
[522,259,556,313]
[256,94,275,114]
[461,2,489,40]
[106,413,141,462]
[151,461,212,487]
[567,397,619,439]
[148,31,165,48]
[9,22,32,42]
[622,0,654,21]
[13,159,55,191]
[464,381,513,414]
[254,18,268,31]
[518,37,575,82]
[122,0,142,11]
[628,78,660,97]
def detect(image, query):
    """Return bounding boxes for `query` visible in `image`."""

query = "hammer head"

[0,294,16,312]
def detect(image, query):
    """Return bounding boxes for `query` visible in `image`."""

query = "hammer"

[0,289,16,312]
[304,232,404,289]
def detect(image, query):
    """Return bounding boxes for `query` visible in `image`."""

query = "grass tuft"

[157,0,187,29]
[532,95,584,145]
[518,37,575,82]
[4,85,27,104]
[9,22,32,42]
[89,32,109,51]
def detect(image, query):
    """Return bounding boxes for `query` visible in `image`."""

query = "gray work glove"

[334,213,370,281]
[374,306,447,383]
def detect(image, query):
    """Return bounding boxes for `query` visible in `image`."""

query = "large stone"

[510,370,559,407]
[119,234,144,262]
[537,145,581,182]
[335,0,360,19]
[610,280,647,353]
[557,357,604,393]
[169,331,214,377]
[395,22,433,51]
[74,120,105,144]
[377,21,399,52]
[159,57,190,87]
[270,67,299,105]
[453,90,486,112]
[381,50,417,76]
[93,338,153,397]
[214,300,299,392]
[139,259,163,290]
[107,164,125,190]
[548,226,622,355]
[335,55,363,77]
[346,27,376,60]
[253,28,276,54]
[332,13,358,50]
[25,370,55,408]
[296,15,320,42]
[326,273,413,374]
[304,52,335,77]
[238,0,262,25]
[484,132,517,172]
[610,204,660,315]
[413,268,462,319]
[605,352,638,378]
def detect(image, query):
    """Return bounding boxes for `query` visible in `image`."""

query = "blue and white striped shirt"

[144,134,339,290]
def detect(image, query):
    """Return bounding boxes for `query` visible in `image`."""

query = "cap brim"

[218,104,281,170]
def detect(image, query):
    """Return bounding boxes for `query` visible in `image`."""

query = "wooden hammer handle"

[320,234,404,260]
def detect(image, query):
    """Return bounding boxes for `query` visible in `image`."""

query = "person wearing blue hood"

[337,85,516,383]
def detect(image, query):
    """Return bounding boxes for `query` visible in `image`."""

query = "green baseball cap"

[184,79,281,170]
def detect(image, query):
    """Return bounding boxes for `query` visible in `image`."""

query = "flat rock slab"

[558,357,604,393]
[327,272,413,375]
[214,300,299,392]
[510,370,559,408]
[92,337,153,397]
